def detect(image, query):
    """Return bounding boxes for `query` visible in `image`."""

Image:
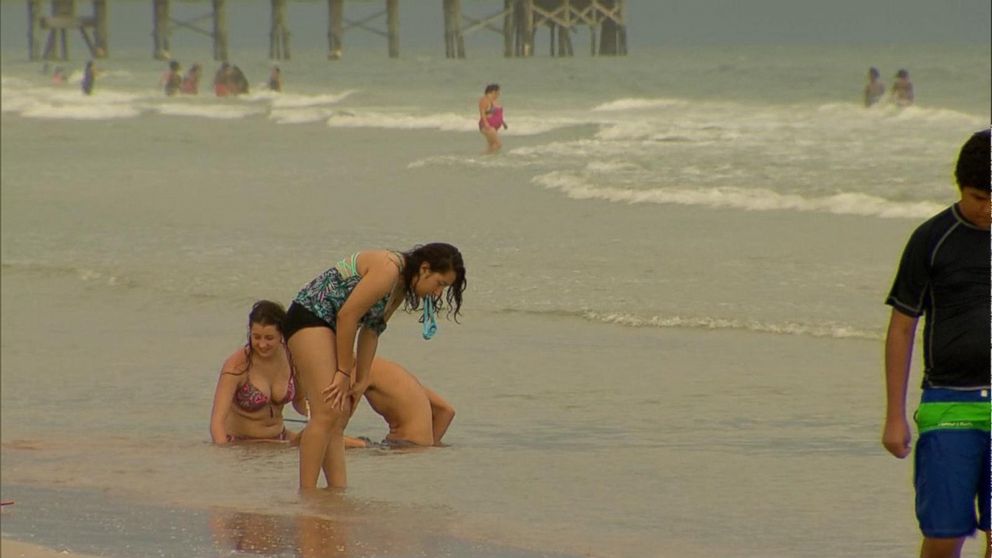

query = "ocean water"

[1,26,991,558]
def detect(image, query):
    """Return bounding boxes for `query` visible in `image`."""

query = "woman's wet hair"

[955,129,991,191]
[229,300,286,374]
[868,67,879,78]
[400,243,466,320]
[484,83,500,94]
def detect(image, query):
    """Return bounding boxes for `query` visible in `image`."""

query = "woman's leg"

[480,127,501,153]
[288,327,349,489]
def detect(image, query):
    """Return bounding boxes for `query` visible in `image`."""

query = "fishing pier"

[26,0,628,61]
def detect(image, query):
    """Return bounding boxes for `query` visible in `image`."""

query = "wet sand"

[0,484,587,558]
[1,538,103,558]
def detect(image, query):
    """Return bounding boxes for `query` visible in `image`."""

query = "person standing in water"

[478,83,507,154]
[881,129,990,558]
[81,61,95,95]
[283,243,466,489]
[890,69,915,106]
[268,66,283,92]
[162,60,183,97]
[864,67,885,107]
[180,63,202,95]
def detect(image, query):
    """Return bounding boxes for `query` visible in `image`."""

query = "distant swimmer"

[162,60,182,96]
[230,65,250,95]
[343,357,455,449]
[209,301,306,444]
[478,83,508,154]
[81,61,95,95]
[213,62,231,97]
[890,69,914,106]
[180,63,202,95]
[268,65,282,92]
[51,66,67,86]
[863,67,885,107]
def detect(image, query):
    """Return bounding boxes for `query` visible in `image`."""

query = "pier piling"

[24,0,627,61]
[270,0,291,60]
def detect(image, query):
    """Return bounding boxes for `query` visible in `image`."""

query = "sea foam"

[533,172,944,219]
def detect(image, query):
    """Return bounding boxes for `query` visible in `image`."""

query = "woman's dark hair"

[231,300,286,374]
[955,129,991,192]
[484,83,500,94]
[400,243,466,320]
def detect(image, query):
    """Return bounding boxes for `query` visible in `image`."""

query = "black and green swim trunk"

[913,388,991,538]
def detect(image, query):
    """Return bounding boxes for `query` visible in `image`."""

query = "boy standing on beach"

[882,128,991,558]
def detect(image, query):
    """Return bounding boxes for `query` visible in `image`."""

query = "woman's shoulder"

[358,249,401,266]
[221,347,250,374]
[356,250,403,281]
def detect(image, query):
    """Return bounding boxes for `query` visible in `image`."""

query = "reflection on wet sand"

[208,492,440,558]
[211,509,351,558]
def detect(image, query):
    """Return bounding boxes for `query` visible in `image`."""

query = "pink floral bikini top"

[234,372,296,415]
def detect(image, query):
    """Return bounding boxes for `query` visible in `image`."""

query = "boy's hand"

[882,416,912,458]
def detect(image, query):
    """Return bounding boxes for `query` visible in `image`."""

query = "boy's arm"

[423,386,455,446]
[882,308,918,459]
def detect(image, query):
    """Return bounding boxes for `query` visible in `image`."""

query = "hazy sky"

[1,0,989,54]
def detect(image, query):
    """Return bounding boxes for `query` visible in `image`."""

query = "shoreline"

[0,483,592,558]
[1,538,104,558]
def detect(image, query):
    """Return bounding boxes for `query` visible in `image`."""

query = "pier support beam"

[212,0,228,61]
[28,0,43,60]
[443,0,465,59]
[93,0,107,57]
[270,0,290,60]
[386,0,399,58]
[152,0,169,59]
[39,0,108,61]
[327,0,343,59]
[503,0,513,57]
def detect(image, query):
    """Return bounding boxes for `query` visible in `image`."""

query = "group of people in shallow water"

[209,243,467,489]
[47,59,283,97]
[162,60,282,97]
[863,66,915,107]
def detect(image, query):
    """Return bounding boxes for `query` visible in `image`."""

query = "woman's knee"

[305,400,349,432]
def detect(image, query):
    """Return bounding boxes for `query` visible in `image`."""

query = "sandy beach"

[1,538,103,558]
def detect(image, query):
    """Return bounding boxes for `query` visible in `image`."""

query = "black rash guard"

[886,204,991,388]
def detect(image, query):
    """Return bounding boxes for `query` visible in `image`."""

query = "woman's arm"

[423,386,455,445]
[291,374,309,417]
[351,329,378,400]
[325,252,397,409]
[209,351,247,444]
[478,97,492,129]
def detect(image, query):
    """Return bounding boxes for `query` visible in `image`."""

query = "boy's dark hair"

[484,83,500,94]
[955,129,991,191]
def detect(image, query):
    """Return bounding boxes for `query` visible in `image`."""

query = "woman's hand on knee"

[322,370,352,410]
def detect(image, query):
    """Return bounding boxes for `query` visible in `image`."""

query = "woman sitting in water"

[478,83,507,154]
[210,300,305,444]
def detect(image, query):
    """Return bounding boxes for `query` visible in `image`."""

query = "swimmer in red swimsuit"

[478,83,507,154]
